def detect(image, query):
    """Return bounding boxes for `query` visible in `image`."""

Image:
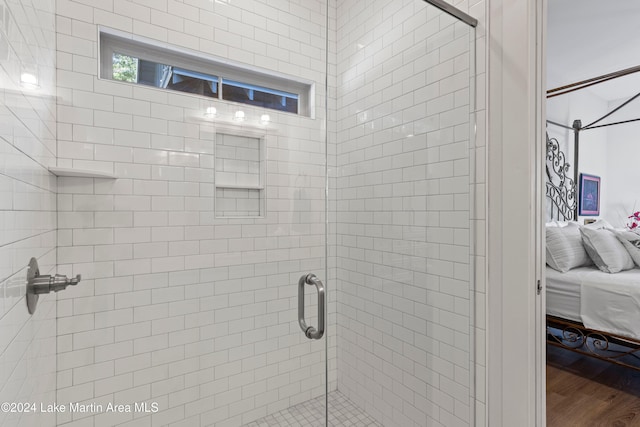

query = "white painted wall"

[604,99,640,227]
[546,89,609,224]
[0,1,57,426]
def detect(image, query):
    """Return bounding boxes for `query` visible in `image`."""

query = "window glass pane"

[166,67,218,98]
[112,54,218,99]
[138,59,171,88]
[112,53,138,83]
[222,79,298,114]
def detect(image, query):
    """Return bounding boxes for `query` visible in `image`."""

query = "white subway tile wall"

[215,188,262,218]
[215,133,264,217]
[0,0,58,426]
[0,0,489,426]
[55,0,334,426]
[215,134,261,188]
[334,1,484,426]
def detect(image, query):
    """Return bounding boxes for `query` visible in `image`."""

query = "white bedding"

[546,266,640,340]
[546,267,589,322]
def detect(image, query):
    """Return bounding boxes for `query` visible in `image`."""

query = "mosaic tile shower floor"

[243,390,384,427]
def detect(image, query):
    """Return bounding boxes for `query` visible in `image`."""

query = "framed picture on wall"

[579,173,600,216]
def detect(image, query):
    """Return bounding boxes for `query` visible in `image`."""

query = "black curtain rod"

[582,117,640,131]
[548,74,624,98]
[547,64,640,98]
[548,90,640,133]
[582,90,640,129]
[549,115,640,134]
[546,120,574,130]
[548,65,640,94]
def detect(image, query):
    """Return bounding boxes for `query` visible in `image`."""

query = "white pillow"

[580,228,635,273]
[614,230,640,267]
[552,221,573,228]
[583,219,613,230]
[546,222,592,272]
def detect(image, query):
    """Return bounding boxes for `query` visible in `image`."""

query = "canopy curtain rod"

[583,117,640,130]
[547,64,640,99]
[582,90,640,129]
[559,90,640,132]
[546,119,573,131]
[548,113,640,133]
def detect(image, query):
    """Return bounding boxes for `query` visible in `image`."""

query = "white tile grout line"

[243,390,384,427]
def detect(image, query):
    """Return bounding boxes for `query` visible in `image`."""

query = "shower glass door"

[331,1,477,426]
[204,1,331,426]
[216,0,476,426]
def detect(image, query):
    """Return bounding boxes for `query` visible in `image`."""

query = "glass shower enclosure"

[235,0,478,426]
[41,0,477,426]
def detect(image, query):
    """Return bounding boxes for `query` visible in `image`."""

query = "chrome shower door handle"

[298,273,325,340]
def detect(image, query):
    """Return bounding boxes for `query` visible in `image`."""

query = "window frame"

[99,28,313,117]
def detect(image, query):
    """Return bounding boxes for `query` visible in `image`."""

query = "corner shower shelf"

[48,167,116,179]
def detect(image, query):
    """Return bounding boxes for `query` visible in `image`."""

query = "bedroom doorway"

[544,0,640,425]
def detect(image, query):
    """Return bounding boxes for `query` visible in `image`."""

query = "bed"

[546,265,640,370]
[545,128,640,370]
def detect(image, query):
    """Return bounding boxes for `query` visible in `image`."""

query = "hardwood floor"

[547,345,640,426]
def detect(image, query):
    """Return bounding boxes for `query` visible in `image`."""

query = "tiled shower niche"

[215,132,265,217]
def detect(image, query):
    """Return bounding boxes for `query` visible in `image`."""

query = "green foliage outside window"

[112,53,138,83]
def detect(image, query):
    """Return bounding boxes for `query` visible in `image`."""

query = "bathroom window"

[100,30,310,116]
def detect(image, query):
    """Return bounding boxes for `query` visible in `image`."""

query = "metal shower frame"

[424,0,478,27]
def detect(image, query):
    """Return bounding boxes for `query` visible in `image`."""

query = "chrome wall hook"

[26,257,82,314]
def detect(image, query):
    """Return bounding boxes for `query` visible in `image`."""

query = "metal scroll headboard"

[546,132,576,221]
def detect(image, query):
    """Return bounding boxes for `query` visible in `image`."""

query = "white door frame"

[485,0,546,425]
[535,0,548,424]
